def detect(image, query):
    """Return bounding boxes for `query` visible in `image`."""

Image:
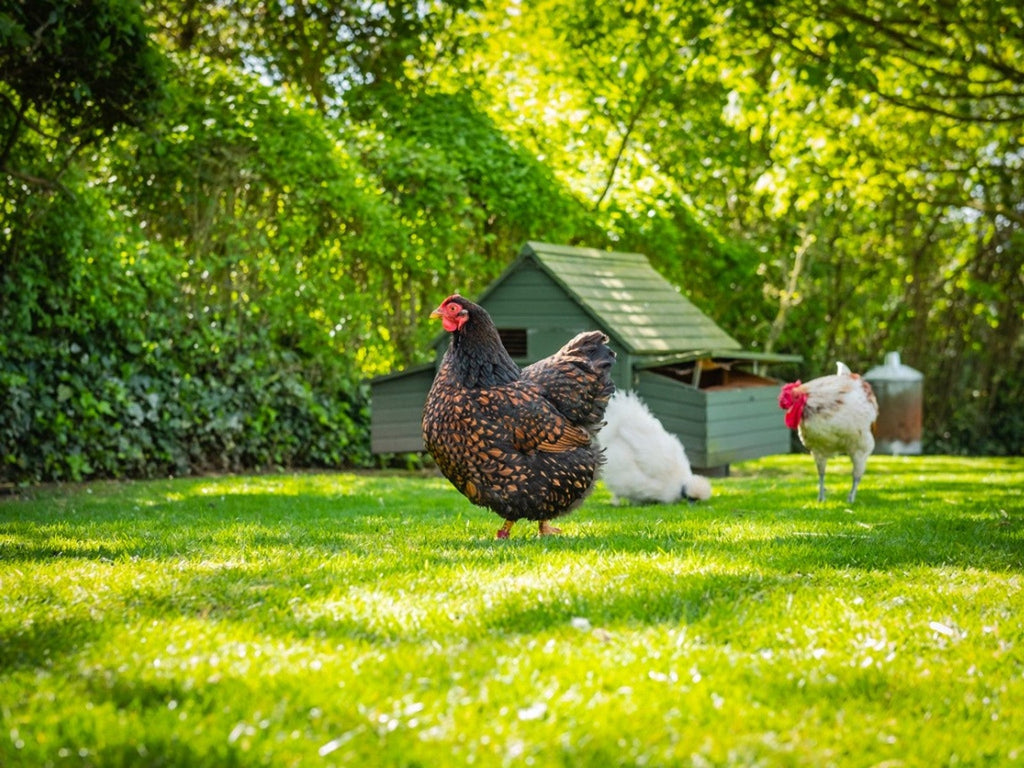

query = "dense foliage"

[1,0,1021,483]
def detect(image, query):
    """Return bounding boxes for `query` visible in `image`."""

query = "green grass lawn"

[1,455,1022,767]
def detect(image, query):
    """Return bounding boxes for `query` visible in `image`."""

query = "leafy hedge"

[1,341,369,484]
[0,178,371,484]
[1,51,377,484]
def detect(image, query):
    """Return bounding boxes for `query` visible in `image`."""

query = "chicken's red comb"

[778,380,802,409]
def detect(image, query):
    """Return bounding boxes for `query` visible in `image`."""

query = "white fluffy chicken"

[598,390,712,505]
[778,362,879,503]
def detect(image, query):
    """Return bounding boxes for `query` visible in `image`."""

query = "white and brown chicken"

[779,362,879,503]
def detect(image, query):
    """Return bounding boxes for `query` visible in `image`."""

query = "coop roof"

[482,241,744,356]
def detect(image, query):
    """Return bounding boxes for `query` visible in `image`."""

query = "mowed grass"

[1,455,1022,767]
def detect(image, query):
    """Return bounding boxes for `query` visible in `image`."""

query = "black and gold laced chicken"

[422,294,616,538]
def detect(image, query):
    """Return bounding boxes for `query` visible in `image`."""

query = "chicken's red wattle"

[784,398,806,429]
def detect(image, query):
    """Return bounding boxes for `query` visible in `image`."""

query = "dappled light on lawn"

[1,456,1021,766]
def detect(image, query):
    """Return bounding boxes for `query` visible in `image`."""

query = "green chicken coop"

[370,242,800,473]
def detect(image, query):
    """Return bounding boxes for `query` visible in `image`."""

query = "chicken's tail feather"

[555,330,617,422]
[566,331,616,376]
[684,474,713,502]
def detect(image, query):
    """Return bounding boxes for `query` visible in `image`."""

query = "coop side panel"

[370,368,435,454]
[632,373,790,469]
[633,372,709,467]
[703,386,791,465]
[633,372,706,423]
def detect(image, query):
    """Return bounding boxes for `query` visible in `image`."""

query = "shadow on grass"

[2,462,1021,659]
[2,476,1021,571]
[0,612,110,672]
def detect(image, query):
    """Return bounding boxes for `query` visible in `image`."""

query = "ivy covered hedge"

[0,175,371,484]
[1,342,369,483]
[1,40,379,483]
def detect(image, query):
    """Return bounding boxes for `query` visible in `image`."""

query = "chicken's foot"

[496,520,514,539]
[538,521,562,536]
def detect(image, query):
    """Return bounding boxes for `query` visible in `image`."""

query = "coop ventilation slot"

[498,328,528,358]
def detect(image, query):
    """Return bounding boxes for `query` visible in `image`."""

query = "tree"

[0,0,166,367]
[441,0,1023,452]
[144,0,478,114]
[726,0,1024,450]
[0,0,163,202]
[0,0,166,395]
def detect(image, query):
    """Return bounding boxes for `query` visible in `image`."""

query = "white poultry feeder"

[864,351,923,455]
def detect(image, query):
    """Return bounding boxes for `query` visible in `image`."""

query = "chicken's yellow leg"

[496,520,515,539]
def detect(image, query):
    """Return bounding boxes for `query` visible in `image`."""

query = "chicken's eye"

[445,303,462,316]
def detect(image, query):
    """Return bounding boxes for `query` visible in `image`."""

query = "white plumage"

[597,390,712,505]
[779,361,879,502]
